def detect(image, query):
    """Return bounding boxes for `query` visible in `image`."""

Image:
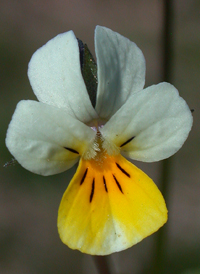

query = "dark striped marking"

[103,176,108,192]
[90,179,95,202]
[80,168,88,185]
[116,163,130,178]
[64,147,79,154]
[113,175,123,194]
[120,136,135,147]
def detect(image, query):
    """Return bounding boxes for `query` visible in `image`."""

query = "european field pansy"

[6,26,193,255]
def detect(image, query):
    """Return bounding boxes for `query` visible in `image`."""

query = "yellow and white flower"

[6,26,193,255]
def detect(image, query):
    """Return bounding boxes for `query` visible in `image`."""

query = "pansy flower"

[6,26,193,255]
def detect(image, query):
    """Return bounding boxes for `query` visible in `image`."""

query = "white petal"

[95,26,145,119]
[28,31,98,123]
[101,83,193,162]
[6,101,96,175]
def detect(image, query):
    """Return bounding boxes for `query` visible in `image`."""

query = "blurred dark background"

[0,0,199,273]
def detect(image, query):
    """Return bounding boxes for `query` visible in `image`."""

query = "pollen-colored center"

[83,128,120,163]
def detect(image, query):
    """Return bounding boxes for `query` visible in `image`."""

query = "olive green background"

[0,0,199,273]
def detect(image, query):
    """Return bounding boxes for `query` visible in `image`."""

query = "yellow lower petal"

[57,154,167,255]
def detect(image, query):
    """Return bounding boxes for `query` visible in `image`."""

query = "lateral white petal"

[28,31,98,123]
[6,100,96,175]
[101,83,193,162]
[95,26,145,119]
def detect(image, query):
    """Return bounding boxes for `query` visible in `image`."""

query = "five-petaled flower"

[6,26,193,255]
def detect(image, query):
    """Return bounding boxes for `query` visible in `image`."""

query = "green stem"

[152,159,172,273]
[152,0,174,273]
[93,256,111,274]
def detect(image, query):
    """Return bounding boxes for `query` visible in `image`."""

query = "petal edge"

[101,82,193,162]
[28,31,98,123]
[95,26,146,119]
[6,100,95,175]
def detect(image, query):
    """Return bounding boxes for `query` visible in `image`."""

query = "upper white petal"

[28,31,98,123]
[95,26,145,119]
[6,100,96,175]
[101,82,193,162]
